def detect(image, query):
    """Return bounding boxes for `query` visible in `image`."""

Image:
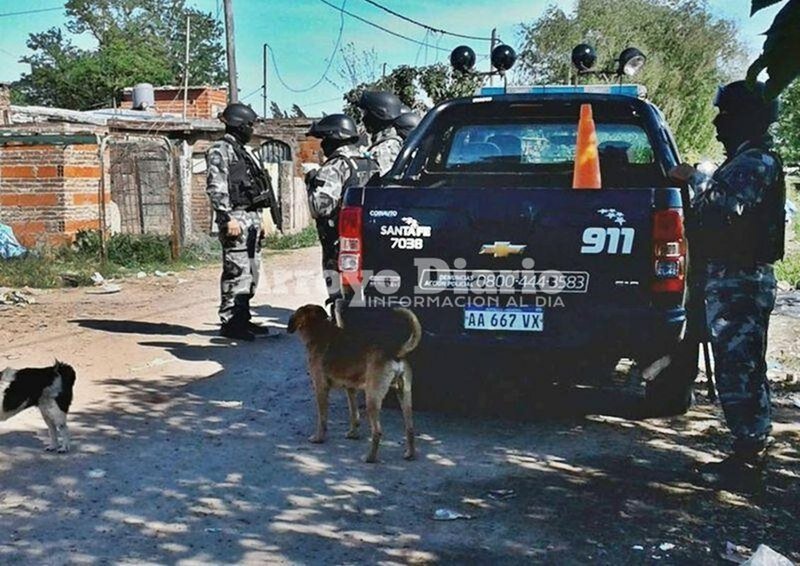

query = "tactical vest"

[758,149,786,263]
[311,153,380,267]
[224,139,273,210]
[341,153,381,188]
[698,146,785,266]
[307,153,380,220]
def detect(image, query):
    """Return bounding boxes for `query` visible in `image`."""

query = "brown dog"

[288,305,421,463]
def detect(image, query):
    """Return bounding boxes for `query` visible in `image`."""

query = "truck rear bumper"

[338,299,686,360]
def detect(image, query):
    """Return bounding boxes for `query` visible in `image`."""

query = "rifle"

[679,173,716,401]
[230,141,283,232]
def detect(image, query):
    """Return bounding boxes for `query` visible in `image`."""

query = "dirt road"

[1,246,798,565]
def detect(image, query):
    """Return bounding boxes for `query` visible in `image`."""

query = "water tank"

[132,83,155,110]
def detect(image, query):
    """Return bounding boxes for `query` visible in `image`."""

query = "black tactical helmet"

[357,91,404,122]
[714,80,779,123]
[394,111,422,139]
[307,114,359,141]
[219,103,258,127]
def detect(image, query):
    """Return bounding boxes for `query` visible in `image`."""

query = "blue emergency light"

[477,84,647,98]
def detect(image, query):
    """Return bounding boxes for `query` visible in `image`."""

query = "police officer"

[394,110,422,141]
[357,91,404,175]
[206,103,276,341]
[671,80,785,483]
[306,114,379,310]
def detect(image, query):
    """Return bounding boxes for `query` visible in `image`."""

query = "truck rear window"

[444,123,654,169]
[402,99,670,188]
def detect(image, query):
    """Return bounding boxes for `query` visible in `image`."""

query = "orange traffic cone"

[572,103,602,189]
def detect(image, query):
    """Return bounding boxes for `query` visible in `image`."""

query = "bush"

[74,230,172,266]
[263,226,318,250]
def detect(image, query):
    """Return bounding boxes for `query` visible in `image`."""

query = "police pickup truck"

[338,84,699,413]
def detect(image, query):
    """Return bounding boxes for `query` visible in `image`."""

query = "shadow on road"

[1,307,798,563]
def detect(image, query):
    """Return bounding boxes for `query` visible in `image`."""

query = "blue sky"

[0,0,785,116]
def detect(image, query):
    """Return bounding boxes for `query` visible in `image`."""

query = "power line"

[360,0,492,41]
[301,95,345,108]
[266,0,347,94]
[319,0,450,53]
[0,6,63,17]
[240,85,264,101]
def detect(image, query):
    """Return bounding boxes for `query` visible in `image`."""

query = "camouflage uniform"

[368,126,403,176]
[692,137,785,454]
[307,144,375,302]
[206,134,264,325]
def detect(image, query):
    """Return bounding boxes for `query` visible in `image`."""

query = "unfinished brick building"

[0,84,321,248]
[0,135,104,247]
[119,85,228,119]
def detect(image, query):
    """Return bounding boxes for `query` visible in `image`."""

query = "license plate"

[464,307,544,332]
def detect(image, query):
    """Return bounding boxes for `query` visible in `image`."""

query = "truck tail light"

[652,208,686,294]
[338,205,363,287]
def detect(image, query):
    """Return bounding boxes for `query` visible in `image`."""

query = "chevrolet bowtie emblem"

[479,241,527,258]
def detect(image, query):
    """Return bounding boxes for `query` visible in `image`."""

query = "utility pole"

[223,0,238,103]
[382,62,387,78]
[489,28,497,86]
[262,44,268,118]
[182,14,191,120]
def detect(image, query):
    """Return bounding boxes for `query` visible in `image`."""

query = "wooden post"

[97,135,108,262]
[224,0,238,103]
[182,14,191,120]
[169,143,180,261]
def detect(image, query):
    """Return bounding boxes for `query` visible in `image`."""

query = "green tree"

[516,0,746,160]
[14,0,224,110]
[342,63,481,124]
[775,80,800,164]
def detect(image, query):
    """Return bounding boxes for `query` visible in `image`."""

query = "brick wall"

[0,142,103,246]
[190,139,214,235]
[256,118,323,176]
[120,87,228,119]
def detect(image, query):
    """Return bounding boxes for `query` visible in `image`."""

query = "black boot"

[220,319,255,342]
[247,321,271,336]
[698,447,767,490]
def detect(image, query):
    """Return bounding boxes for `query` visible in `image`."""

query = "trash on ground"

[211,400,244,409]
[659,543,676,552]
[154,270,167,277]
[0,223,26,259]
[433,508,473,521]
[86,284,122,295]
[204,527,222,533]
[722,541,753,563]
[136,271,147,279]
[90,272,105,285]
[741,544,794,566]
[487,489,516,500]
[786,199,797,225]
[0,290,35,305]
[87,469,106,479]
[774,291,800,319]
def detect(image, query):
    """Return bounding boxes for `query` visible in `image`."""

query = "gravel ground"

[1,246,798,565]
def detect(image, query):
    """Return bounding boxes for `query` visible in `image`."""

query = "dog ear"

[55,361,77,386]
[287,312,299,333]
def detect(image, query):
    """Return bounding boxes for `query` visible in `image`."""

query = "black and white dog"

[0,361,76,452]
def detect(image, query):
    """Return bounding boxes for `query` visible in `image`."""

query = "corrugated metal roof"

[0,132,97,145]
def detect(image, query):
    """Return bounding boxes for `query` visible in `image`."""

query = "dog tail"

[394,308,422,358]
